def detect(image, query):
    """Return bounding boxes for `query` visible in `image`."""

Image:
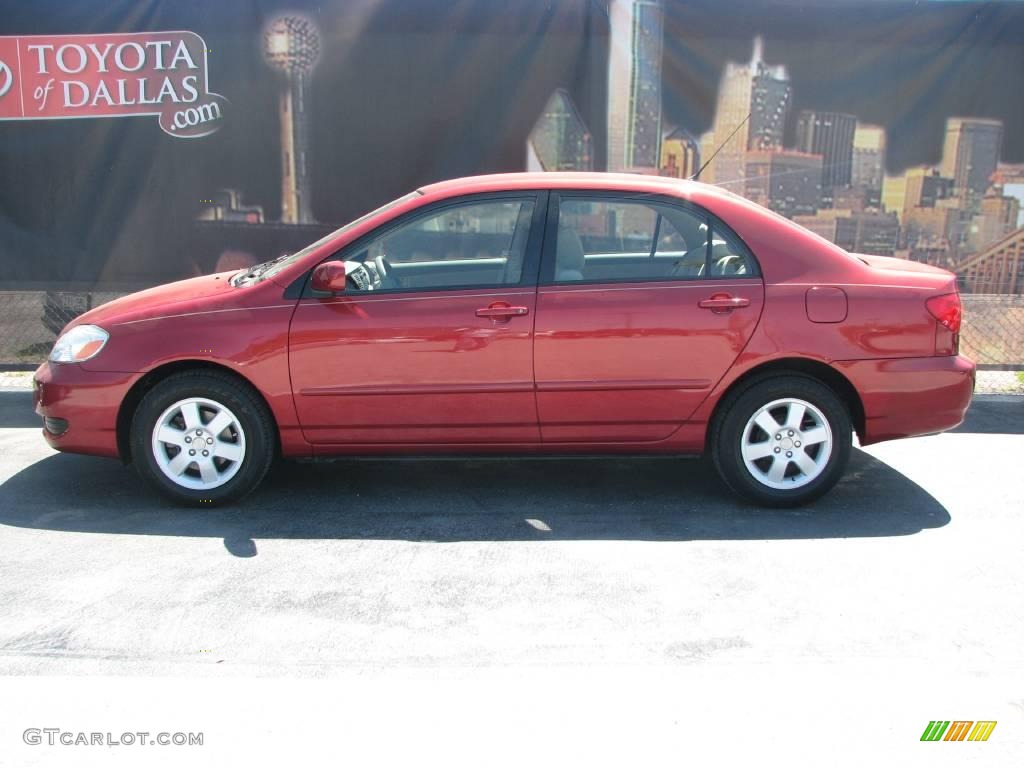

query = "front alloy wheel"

[151,397,247,490]
[131,371,275,505]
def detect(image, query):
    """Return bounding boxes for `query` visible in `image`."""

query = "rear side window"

[551,196,758,283]
[706,224,758,278]
[553,198,708,283]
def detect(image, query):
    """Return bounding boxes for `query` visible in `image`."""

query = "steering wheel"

[714,254,747,276]
[374,254,402,289]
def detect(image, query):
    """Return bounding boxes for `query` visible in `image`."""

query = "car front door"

[288,193,546,446]
[533,192,765,442]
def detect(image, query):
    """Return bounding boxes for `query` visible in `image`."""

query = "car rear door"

[533,191,764,442]
[288,192,547,446]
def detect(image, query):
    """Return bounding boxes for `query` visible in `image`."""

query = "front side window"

[260,191,422,282]
[339,198,535,292]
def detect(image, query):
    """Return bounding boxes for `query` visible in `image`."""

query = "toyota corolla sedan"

[34,173,974,507]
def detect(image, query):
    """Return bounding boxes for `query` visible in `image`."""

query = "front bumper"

[833,354,975,445]
[33,361,139,459]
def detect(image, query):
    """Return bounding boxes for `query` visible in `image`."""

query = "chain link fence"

[0,291,129,368]
[960,294,1024,393]
[1,289,1022,370]
[959,295,1024,370]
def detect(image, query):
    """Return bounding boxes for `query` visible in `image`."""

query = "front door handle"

[698,294,750,313]
[476,303,529,321]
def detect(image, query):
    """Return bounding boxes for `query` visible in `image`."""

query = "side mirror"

[311,262,347,294]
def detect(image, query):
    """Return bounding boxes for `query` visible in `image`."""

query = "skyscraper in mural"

[852,124,886,210]
[659,126,700,178]
[526,89,594,172]
[743,149,822,219]
[263,14,322,224]
[606,0,664,172]
[992,163,1024,227]
[699,37,790,188]
[940,117,1003,212]
[795,111,857,207]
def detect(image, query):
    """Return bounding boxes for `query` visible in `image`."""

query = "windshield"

[232,191,423,285]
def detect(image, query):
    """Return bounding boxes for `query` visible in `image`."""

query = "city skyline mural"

[1,0,1022,299]
[525,0,1023,294]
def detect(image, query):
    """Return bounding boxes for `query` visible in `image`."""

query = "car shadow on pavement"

[0,390,38,428]
[0,446,950,554]
[950,395,1024,434]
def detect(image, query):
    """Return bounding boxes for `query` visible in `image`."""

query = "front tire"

[130,371,275,506]
[711,375,852,507]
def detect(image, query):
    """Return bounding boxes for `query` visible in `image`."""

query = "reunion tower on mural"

[263,14,321,224]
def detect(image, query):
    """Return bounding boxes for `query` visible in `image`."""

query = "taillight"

[926,293,962,333]
[926,292,962,356]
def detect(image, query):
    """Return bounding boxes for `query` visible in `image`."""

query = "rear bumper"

[833,355,975,445]
[33,361,138,459]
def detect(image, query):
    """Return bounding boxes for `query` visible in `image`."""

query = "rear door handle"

[698,294,750,312]
[476,303,529,320]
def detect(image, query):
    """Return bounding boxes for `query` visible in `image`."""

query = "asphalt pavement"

[0,388,1021,766]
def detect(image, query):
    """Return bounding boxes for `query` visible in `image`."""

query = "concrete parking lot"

[0,387,1022,765]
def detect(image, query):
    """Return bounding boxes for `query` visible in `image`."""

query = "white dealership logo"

[0,60,13,98]
[0,32,227,137]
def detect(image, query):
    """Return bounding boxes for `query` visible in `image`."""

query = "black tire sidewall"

[713,375,852,507]
[130,372,275,506]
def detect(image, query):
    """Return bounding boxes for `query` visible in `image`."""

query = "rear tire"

[130,371,275,506]
[711,375,851,507]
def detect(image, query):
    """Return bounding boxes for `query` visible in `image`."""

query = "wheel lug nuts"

[196,430,202,435]
[788,430,794,436]
[207,438,213,445]
[795,441,801,447]
[775,434,781,440]
[786,451,793,458]
[774,447,781,454]
[189,449,196,456]
[202,450,209,457]
[184,437,191,443]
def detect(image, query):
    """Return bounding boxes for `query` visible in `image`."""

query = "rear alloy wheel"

[712,375,851,507]
[741,398,832,490]
[130,372,275,506]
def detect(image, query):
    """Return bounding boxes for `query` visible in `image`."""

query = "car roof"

[418,171,715,199]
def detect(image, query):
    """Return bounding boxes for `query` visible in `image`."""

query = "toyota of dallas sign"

[0,31,228,138]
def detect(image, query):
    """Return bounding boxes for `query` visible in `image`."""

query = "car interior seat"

[555,225,586,282]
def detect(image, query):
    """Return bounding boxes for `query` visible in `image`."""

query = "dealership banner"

[0,31,227,137]
[0,0,1022,365]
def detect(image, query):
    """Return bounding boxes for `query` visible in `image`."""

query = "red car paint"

[34,172,975,462]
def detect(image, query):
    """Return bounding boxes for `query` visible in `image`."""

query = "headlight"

[49,324,110,363]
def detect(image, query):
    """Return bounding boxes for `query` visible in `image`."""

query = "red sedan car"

[33,173,974,507]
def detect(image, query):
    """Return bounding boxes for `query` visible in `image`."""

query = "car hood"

[71,272,242,329]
